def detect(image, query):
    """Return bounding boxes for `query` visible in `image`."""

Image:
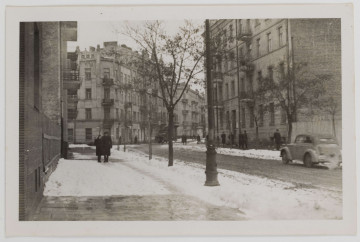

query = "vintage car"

[280,134,342,168]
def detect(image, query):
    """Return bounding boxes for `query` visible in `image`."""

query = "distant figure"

[196,134,201,144]
[205,134,209,144]
[184,134,187,144]
[243,130,248,149]
[117,136,122,151]
[101,132,113,162]
[216,135,220,147]
[134,136,138,144]
[94,135,102,163]
[230,133,234,147]
[273,129,282,150]
[221,132,226,147]
[182,134,186,145]
[239,131,244,149]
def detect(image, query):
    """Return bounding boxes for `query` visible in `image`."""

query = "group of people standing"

[220,131,248,149]
[94,132,113,163]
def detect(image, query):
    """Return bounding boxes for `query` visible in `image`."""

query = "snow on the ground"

[44,156,170,197]
[119,148,342,220]
[44,146,342,220]
[161,142,282,160]
[69,144,90,148]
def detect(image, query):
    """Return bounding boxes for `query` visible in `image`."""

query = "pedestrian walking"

[243,130,248,149]
[94,135,102,163]
[184,134,187,144]
[134,136,138,144]
[117,136,121,151]
[196,134,201,144]
[273,129,282,150]
[101,132,113,163]
[216,135,220,147]
[238,131,244,149]
[221,132,226,147]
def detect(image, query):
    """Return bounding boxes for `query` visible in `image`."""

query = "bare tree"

[122,20,204,166]
[261,62,330,143]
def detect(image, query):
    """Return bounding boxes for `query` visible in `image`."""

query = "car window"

[295,135,305,143]
[304,136,312,143]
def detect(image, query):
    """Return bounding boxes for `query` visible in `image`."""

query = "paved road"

[132,143,342,191]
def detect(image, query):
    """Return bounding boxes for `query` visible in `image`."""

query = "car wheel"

[304,153,313,168]
[281,151,289,164]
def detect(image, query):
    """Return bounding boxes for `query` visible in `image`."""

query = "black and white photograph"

[5,4,357,237]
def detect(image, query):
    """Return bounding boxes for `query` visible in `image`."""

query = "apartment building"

[19,21,77,220]
[70,42,166,144]
[208,19,341,144]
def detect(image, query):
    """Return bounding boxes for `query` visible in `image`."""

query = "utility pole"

[205,19,219,186]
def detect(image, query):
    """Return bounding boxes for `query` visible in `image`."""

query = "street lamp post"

[205,19,219,186]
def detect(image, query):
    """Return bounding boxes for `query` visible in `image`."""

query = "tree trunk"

[149,118,152,160]
[332,113,336,138]
[168,109,174,166]
[287,119,293,144]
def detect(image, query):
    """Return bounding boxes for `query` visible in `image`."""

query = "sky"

[67,20,204,52]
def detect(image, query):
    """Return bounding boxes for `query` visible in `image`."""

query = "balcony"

[102,78,114,86]
[212,71,223,83]
[63,69,80,90]
[67,94,78,103]
[182,110,189,115]
[139,105,147,112]
[183,121,191,126]
[174,121,180,127]
[102,98,114,106]
[239,91,254,102]
[238,28,252,42]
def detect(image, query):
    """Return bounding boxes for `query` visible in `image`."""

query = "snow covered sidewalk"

[45,145,342,220]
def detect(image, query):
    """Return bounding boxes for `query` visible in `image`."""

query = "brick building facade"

[208,19,341,145]
[19,22,77,220]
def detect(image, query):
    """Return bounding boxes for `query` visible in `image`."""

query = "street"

[132,143,342,191]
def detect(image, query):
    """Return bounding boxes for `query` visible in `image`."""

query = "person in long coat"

[243,130,248,149]
[239,132,244,149]
[273,129,282,150]
[221,132,226,147]
[196,134,201,144]
[94,135,102,163]
[101,132,113,162]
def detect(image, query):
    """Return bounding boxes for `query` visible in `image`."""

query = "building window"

[256,38,260,57]
[222,30,227,48]
[268,66,274,80]
[104,68,110,79]
[267,33,272,52]
[85,88,92,99]
[241,108,246,128]
[225,83,229,100]
[104,107,110,120]
[68,108,77,120]
[68,128,74,141]
[218,84,223,101]
[226,111,230,129]
[91,54,94,58]
[121,109,124,120]
[259,104,264,127]
[85,128,92,140]
[249,106,254,128]
[81,55,85,59]
[257,71,262,87]
[133,111,136,122]
[85,68,91,80]
[269,102,275,126]
[85,108,92,120]
[229,52,235,69]
[231,81,235,97]
[278,26,283,46]
[104,88,110,99]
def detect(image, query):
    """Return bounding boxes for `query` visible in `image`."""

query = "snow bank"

[161,143,282,160]
[115,148,342,220]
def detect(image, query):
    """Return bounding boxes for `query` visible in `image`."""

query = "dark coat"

[243,133,248,142]
[221,134,226,144]
[94,137,102,156]
[274,131,282,144]
[239,134,244,144]
[101,135,113,156]
[197,135,201,142]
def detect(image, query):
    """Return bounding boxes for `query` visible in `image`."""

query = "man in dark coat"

[239,131,244,149]
[196,134,201,144]
[221,132,226,147]
[273,129,282,150]
[94,135,102,163]
[101,132,113,163]
[243,130,248,149]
